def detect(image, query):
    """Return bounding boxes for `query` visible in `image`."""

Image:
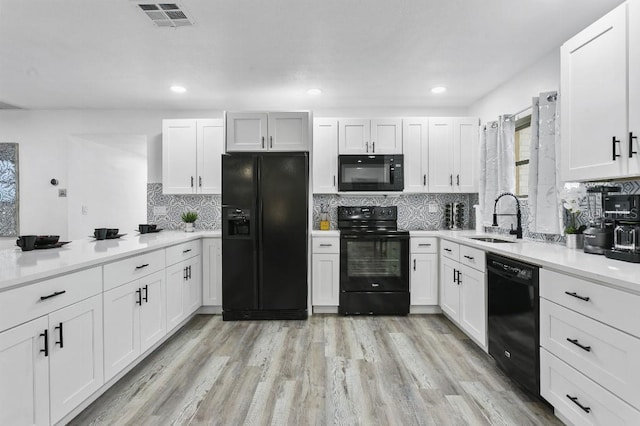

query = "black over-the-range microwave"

[338,154,404,192]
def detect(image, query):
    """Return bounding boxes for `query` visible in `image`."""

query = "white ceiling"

[0,0,625,111]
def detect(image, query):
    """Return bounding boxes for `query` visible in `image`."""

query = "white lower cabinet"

[0,295,103,426]
[202,238,222,307]
[312,235,340,307]
[166,255,202,331]
[439,242,486,348]
[409,237,438,306]
[103,271,166,382]
[0,316,50,426]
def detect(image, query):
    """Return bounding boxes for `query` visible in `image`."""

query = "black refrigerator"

[222,152,309,320]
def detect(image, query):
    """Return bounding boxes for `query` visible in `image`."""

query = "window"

[514,115,531,197]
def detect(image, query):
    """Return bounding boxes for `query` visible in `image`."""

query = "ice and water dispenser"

[224,208,252,238]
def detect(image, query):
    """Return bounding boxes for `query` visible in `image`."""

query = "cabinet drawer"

[0,267,102,332]
[104,250,166,291]
[440,240,459,261]
[410,237,437,254]
[312,237,340,254]
[459,245,485,272]
[540,269,640,338]
[540,299,640,408]
[541,348,640,425]
[166,240,202,266]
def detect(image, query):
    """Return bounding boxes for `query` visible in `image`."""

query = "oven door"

[338,155,403,192]
[340,233,409,292]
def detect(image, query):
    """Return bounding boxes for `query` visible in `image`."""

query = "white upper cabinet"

[561,2,639,181]
[313,119,339,193]
[162,118,224,194]
[428,118,478,193]
[403,118,429,192]
[226,112,309,152]
[338,119,402,154]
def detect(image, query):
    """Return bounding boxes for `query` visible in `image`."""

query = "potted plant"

[181,211,198,232]
[560,184,587,249]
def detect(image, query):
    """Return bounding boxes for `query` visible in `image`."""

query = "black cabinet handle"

[418,243,431,247]
[423,174,426,186]
[319,243,333,247]
[55,322,64,348]
[188,265,192,279]
[457,270,462,284]
[565,291,590,302]
[444,248,452,252]
[457,174,460,186]
[630,132,638,158]
[183,248,192,253]
[270,136,273,148]
[566,338,591,352]
[143,285,148,303]
[40,329,48,357]
[566,394,591,413]
[199,176,202,187]
[191,176,194,187]
[612,136,621,161]
[184,267,188,280]
[450,174,453,186]
[413,259,417,271]
[40,290,66,301]
[136,263,149,270]
[365,142,369,153]
[136,288,142,306]
[262,136,265,149]
[372,142,375,153]
[333,175,336,186]
[463,255,474,260]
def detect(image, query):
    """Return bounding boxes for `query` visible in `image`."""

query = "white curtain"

[528,91,562,234]
[479,116,516,226]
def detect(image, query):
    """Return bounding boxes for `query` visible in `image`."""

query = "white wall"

[468,49,560,123]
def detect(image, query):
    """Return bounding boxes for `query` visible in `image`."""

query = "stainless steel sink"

[468,236,517,243]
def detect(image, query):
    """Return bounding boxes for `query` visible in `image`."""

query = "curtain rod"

[505,105,532,120]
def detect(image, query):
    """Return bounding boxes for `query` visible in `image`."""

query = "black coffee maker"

[583,186,619,255]
[604,194,640,263]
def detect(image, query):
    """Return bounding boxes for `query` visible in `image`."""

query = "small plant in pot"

[560,184,587,249]
[181,211,198,232]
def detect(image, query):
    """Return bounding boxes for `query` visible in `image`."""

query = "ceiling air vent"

[133,2,194,27]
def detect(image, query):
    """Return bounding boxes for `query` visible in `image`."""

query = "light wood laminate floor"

[70,314,561,426]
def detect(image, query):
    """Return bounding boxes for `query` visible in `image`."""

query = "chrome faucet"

[492,192,523,239]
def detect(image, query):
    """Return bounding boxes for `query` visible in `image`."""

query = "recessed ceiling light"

[170,85,186,93]
[307,88,322,95]
[431,86,447,94]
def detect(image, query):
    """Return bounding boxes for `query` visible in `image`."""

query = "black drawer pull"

[319,243,333,247]
[463,255,474,260]
[135,263,150,270]
[136,288,142,306]
[567,338,591,352]
[565,291,590,302]
[444,248,452,252]
[182,249,192,253]
[40,290,66,301]
[143,285,148,303]
[40,329,48,357]
[55,322,64,348]
[566,394,591,413]
[418,243,431,247]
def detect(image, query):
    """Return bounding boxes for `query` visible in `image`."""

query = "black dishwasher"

[487,253,540,397]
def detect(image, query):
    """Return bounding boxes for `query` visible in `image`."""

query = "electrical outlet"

[153,206,167,216]
[58,188,67,197]
[81,205,88,215]
[428,203,438,213]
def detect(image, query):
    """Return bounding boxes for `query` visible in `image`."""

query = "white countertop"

[0,230,221,292]
[311,230,340,237]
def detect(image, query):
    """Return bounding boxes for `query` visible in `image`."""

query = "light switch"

[81,205,88,215]
[428,203,438,213]
[154,206,167,216]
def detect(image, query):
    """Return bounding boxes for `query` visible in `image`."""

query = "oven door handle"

[341,234,409,240]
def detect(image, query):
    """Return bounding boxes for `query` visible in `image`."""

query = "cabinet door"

[103,281,140,381]
[312,118,338,193]
[371,119,402,154]
[184,256,202,317]
[560,4,628,181]
[49,295,104,424]
[459,265,486,348]
[197,119,225,194]
[311,253,339,306]
[166,262,187,331]
[454,118,478,192]
[402,118,429,192]
[162,119,197,194]
[629,0,640,176]
[268,112,309,151]
[139,271,166,354]
[410,253,438,306]
[428,118,455,192]
[439,257,460,319]
[202,238,222,306]
[0,317,49,426]
[226,112,268,151]
[338,119,371,154]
